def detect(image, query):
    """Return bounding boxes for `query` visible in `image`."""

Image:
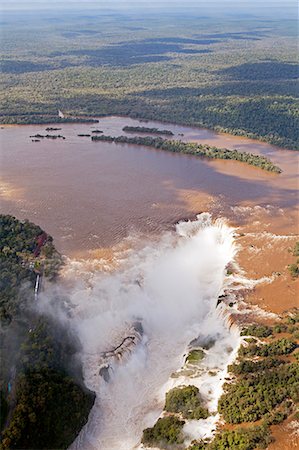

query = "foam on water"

[41,213,243,449]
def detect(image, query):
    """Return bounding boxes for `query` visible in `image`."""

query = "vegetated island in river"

[0,215,95,450]
[91,135,282,173]
[122,126,174,135]
[45,127,61,131]
[29,134,66,140]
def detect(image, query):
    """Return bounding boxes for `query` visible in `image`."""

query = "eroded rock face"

[98,320,144,381]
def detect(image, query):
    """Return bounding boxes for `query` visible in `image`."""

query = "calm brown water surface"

[1,116,298,256]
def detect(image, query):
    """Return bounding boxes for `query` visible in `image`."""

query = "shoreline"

[1,113,298,152]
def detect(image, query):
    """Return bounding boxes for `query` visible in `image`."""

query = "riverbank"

[1,112,298,151]
[91,134,282,173]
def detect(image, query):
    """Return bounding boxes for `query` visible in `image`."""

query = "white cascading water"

[41,213,242,450]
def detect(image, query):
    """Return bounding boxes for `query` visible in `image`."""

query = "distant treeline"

[0,115,99,125]
[91,134,282,173]
[122,126,174,135]
[1,16,298,149]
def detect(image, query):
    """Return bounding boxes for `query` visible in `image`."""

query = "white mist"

[44,213,240,450]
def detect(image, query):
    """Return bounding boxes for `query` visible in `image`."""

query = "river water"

[1,116,298,257]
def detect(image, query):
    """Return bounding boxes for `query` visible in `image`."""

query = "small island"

[91,135,282,173]
[29,134,66,140]
[122,126,174,136]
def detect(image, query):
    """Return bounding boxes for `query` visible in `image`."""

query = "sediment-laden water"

[1,116,298,257]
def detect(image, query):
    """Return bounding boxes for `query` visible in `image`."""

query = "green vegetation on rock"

[123,126,174,135]
[293,242,299,257]
[219,332,298,425]
[238,338,297,357]
[288,242,299,278]
[218,362,298,423]
[142,416,185,447]
[188,312,298,450]
[288,263,299,278]
[188,424,272,450]
[240,324,272,338]
[227,357,286,376]
[186,349,205,364]
[165,385,209,420]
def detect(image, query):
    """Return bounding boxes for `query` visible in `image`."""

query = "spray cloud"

[38,213,240,449]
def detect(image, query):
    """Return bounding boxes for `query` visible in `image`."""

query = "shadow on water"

[0,119,297,253]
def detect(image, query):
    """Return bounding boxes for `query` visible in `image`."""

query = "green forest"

[0,12,298,149]
[142,311,299,449]
[0,215,95,449]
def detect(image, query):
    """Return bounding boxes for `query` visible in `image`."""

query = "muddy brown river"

[0,116,298,257]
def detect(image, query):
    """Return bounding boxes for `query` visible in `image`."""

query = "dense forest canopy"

[0,215,95,449]
[0,12,298,149]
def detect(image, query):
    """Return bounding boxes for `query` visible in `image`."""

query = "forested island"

[142,312,299,450]
[0,215,95,449]
[91,135,282,173]
[122,126,174,135]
